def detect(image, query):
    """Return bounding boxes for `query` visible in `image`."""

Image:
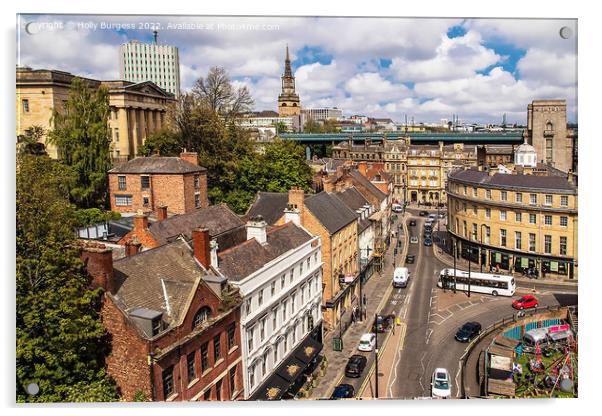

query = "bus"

[437,268,516,297]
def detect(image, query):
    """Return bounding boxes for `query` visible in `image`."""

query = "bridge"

[278,131,524,145]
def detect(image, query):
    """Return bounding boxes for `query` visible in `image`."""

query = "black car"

[455,322,482,342]
[405,254,415,264]
[372,314,394,333]
[419,211,428,217]
[424,225,433,232]
[330,383,355,399]
[423,238,433,246]
[409,219,417,226]
[345,355,368,378]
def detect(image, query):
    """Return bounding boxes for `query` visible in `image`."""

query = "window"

[529,233,536,252]
[299,262,303,275]
[113,194,131,206]
[282,300,287,321]
[500,210,507,221]
[272,310,277,331]
[463,221,467,238]
[214,334,221,361]
[473,205,477,215]
[249,365,255,389]
[545,215,552,226]
[500,229,507,247]
[258,289,263,307]
[485,226,490,244]
[544,235,552,254]
[289,269,294,283]
[515,231,522,250]
[247,328,254,352]
[473,187,478,197]
[195,193,201,208]
[501,191,507,201]
[560,196,568,207]
[307,257,311,270]
[545,195,553,206]
[463,185,467,195]
[114,127,119,142]
[529,194,537,205]
[215,379,222,401]
[281,274,285,289]
[193,307,211,328]
[162,366,174,399]
[22,99,30,113]
[194,174,200,189]
[141,175,150,190]
[560,216,568,227]
[273,343,279,363]
[201,342,209,372]
[143,196,150,207]
[486,189,492,200]
[229,367,237,395]
[516,193,523,203]
[118,175,127,190]
[291,293,296,312]
[485,208,491,219]
[245,299,251,316]
[516,212,522,223]
[187,352,196,382]
[227,323,236,350]
[560,237,567,256]
[472,224,477,241]
[271,281,276,296]
[260,318,266,341]
[301,284,305,304]
[529,214,537,224]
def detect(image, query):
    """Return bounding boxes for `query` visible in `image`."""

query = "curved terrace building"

[446,166,578,279]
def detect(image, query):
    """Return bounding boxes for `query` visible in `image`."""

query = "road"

[357,208,577,400]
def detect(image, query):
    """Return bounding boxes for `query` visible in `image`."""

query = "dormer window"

[193,306,212,328]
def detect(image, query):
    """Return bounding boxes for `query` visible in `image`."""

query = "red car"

[512,295,539,310]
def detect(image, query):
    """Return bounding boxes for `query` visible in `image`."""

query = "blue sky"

[17,15,577,124]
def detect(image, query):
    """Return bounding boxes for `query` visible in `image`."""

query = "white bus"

[437,268,516,297]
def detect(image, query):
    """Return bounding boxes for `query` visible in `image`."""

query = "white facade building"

[119,35,181,96]
[219,218,323,399]
[302,107,343,121]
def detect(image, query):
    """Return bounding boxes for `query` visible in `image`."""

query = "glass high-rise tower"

[119,31,180,97]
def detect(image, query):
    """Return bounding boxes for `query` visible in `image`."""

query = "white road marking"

[455,360,463,398]
[425,328,433,344]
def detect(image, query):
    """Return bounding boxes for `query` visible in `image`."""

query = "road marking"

[398,322,407,350]
[425,328,433,344]
[455,360,462,398]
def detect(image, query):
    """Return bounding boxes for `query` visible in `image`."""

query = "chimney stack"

[180,151,198,166]
[358,161,368,177]
[246,216,268,245]
[322,177,335,193]
[192,227,211,269]
[288,187,305,213]
[133,210,149,231]
[125,236,142,257]
[80,242,115,293]
[156,205,168,222]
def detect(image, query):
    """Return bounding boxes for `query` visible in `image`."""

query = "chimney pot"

[180,151,198,166]
[125,236,142,257]
[133,211,149,231]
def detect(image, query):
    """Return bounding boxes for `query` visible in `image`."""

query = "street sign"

[333,337,343,351]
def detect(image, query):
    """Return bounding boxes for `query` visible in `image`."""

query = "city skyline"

[17,15,577,124]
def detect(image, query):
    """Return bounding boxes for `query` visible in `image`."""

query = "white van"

[392,203,403,213]
[393,267,410,288]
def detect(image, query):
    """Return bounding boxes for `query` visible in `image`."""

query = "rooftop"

[305,191,358,234]
[245,192,289,225]
[108,155,206,174]
[449,168,577,193]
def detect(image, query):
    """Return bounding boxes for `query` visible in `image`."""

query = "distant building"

[277,46,301,117]
[302,107,343,122]
[119,32,181,97]
[16,66,175,159]
[108,152,208,215]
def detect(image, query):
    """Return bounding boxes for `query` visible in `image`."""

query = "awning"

[248,373,291,401]
[276,357,307,383]
[294,336,323,365]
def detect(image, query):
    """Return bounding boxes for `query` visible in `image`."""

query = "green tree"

[48,77,112,209]
[138,129,182,157]
[273,121,288,134]
[262,139,313,192]
[16,154,117,402]
[17,125,47,156]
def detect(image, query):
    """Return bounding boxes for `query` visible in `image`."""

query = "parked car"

[405,254,415,264]
[330,383,355,399]
[428,214,437,220]
[423,232,432,240]
[358,333,377,352]
[409,219,417,226]
[410,236,419,244]
[512,295,539,310]
[424,223,433,231]
[392,203,403,213]
[345,355,368,378]
[423,238,433,246]
[372,314,395,333]
[419,210,428,217]
[454,322,482,342]
[431,368,451,398]
[438,212,446,219]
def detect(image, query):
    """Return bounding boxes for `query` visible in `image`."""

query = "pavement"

[308,212,408,399]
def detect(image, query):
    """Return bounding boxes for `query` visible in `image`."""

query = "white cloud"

[517,48,577,87]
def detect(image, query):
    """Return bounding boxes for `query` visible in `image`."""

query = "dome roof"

[515,142,536,154]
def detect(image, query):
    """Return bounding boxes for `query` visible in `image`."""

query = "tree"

[16,154,117,402]
[138,129,182,157]
[48,78,112,209]
[273,121,288,134]
[192,66,253,117]
[262,139,313,192]
[17,125,47,156]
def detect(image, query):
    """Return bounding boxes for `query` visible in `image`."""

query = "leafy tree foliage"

[48,78,112,209]
[137,129,182,157]
[17,125,47,156]
[16,154,117,402]
[303,118,339,133]
[73,208,121,228]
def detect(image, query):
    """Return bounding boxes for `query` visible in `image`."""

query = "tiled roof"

[450,169,577,192]
[348,170,387,202]
[218,222,313,282]
[245,192,289,225]
[149,204,244,245]
[334,187,370,212]
[112,238,208,328]
[305,191,358,234]
[108,155,206,174]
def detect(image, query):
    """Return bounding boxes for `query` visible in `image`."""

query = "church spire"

[284,44,292,77]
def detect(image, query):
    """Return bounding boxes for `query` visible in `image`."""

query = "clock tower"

[278,45,301,116]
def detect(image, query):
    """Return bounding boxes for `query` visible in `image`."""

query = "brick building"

[118,203,246,253]
[108,152,208,215]
[81,230,244,401]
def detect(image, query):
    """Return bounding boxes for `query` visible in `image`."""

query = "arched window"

[281,103,287,107]
[292,103,297,107]
[193,306,212,329]
[546,121,554,131]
